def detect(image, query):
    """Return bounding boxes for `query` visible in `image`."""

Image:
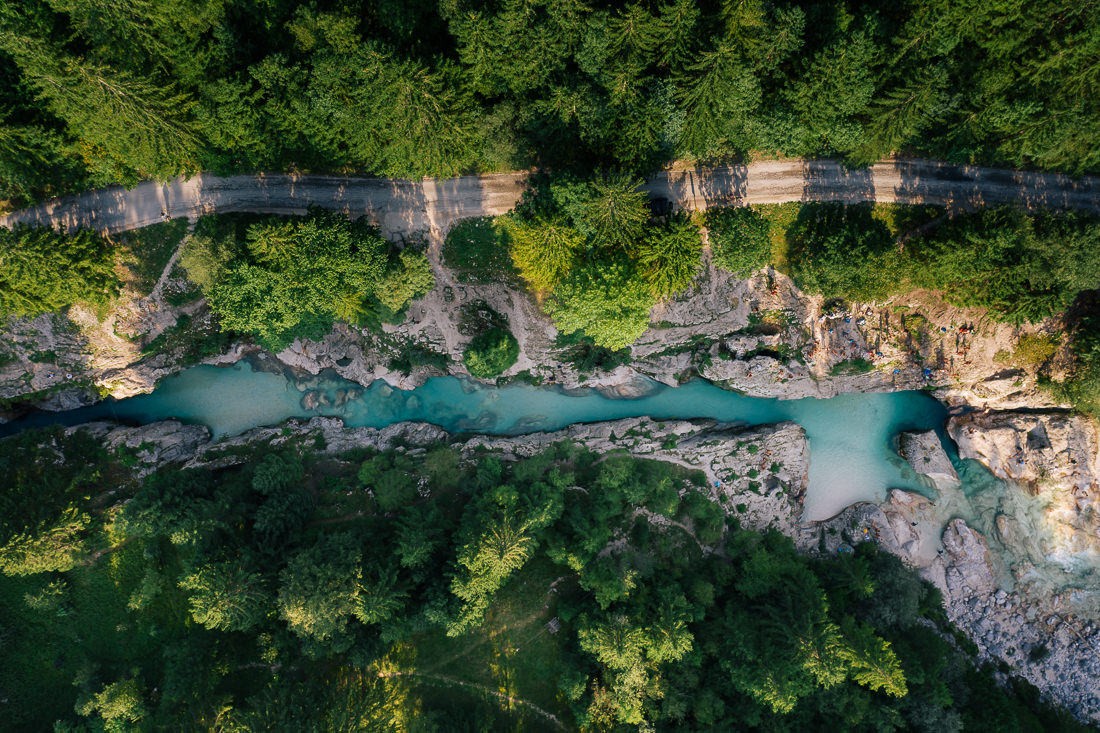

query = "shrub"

[707,207,772,276]
[464,327,519,378]
[638,214,703,297]
[829,358,875,376]
[548,262,655,351]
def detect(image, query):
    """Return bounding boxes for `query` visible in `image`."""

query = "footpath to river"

[2,159,1098,238]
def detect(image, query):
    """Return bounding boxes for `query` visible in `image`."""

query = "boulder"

[938,518,998,596]
[70,420,210,473]
[898,430,960,489]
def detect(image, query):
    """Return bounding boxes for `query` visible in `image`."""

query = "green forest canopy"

[180,210,434,351]
[0,0,1097,207]
[0,427,1088,731]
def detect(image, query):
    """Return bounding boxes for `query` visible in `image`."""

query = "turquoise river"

[1,359,955,521]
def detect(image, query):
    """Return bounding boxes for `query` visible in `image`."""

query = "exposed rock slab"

[898,430,960,489]
[949,410,1100,491]
[72,420,210,475]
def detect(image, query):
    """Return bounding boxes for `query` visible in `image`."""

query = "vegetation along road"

[2,159,1097,238]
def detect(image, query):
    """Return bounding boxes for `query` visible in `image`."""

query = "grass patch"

[407,557,570,726]
[829,358,875,376]
[741,309,795,336]
[443,217,516,283]
[162,263,203,306]
[1011,333,1060,371]
[140,313,231,364]
[752,202,801,272]
[116,218,189,295]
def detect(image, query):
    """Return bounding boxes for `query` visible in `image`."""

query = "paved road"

[2,159,1096,238]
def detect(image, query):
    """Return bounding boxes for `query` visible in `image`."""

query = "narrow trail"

[2,159,1096,238]
[147,220,194,301]
[382,671,567,730]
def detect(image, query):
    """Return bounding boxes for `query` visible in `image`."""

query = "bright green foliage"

[76,677,147,728]
[499,172,702,349]
[376,249,435,314]
[504,216,582,293]
[179,229,236,292]
[1010,333,1061,372]
[463,326,519,379]
[568,173,650,251]
[548,262,654,351]
[182,211,432,345]
[840,619,908,698]
[277,532,367,648]
[179,560,270,632]
[707,207,772,276]
[637,214,702,296]
[448,482,556,635]
[0,507,90,575]
[199,211,388,349]
[0,225,119,316]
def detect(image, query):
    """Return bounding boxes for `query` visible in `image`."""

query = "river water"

[2,359,950,521]
[4,359,1098,604]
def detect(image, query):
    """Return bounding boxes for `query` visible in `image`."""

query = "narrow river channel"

[2,358,955,521]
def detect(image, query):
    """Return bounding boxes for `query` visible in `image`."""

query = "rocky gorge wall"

[0,215,1066,413]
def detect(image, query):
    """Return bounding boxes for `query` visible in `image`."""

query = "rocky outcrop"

[811,410,1100,722]
[949,410,1100,569]
[933,518,1100,722]
[898,430,960,489]
[813,492,1100,722]
[948,410,1100,491]
[72,420,210,475]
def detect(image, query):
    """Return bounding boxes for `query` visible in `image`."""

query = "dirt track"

[2,159,1097,238]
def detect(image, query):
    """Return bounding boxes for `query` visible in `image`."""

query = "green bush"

[548,261,654,351]
[707,207,772,277]
[787,204,900,301]
[829,358,875,376]
[463,327,519,379]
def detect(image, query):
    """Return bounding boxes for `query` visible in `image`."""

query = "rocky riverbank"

[70,409,1100,723]
[818,417,1100,723]
[0,218,1065,416]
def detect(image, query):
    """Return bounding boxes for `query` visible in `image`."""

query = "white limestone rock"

[898,430,960,489]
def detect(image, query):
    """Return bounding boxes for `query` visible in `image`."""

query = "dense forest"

[0,426,1089,731]
[0,0,1097,207]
